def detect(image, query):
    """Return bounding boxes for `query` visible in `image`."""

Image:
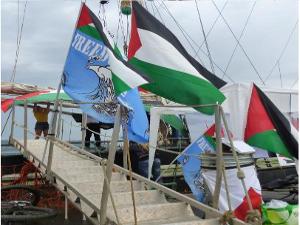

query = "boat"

[1,1,298,225]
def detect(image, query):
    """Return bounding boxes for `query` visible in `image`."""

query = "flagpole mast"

[212,103,223,209]
[46,2,85,176]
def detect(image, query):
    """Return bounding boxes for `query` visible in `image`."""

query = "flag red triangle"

[234,187,262,221]
[244,85,275,141]
[77,4,93,28]
[128,11,142,60]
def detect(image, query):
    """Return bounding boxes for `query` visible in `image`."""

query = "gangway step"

[72,180,144,194]
[106,202,195,224]
[84,190,167,207]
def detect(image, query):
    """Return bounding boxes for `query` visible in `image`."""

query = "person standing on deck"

[33,103,50,139]
[85,115,101,148]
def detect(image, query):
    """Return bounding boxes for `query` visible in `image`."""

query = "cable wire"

[157,0,235,83]
[264,21,298,83]
[222,0,256,79]
[278,61,283,88]
[10,1,28,83]
[194,0,228,58]
[1,109,13,136]
[194,0,215,73]
[212,0,265,85]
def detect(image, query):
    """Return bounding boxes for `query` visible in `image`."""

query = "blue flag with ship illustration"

[62,3,149,143]
[177,135,215,202]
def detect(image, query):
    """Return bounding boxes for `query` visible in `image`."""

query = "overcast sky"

[1,0,298,140]
[2,0,298,89]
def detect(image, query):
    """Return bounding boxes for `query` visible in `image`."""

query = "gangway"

[7,103,251,225]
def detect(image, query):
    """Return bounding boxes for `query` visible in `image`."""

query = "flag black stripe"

[86,5,151,83]
[255,84,298,159]
[132,2,226,89]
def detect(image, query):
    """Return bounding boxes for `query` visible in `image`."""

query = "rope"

[194,0,228,58]
[1,109,13,135]
[100,163,121,224]
[10,0,28,83]
[194,0,215,73]
[264,21,298,84]
[124,131,138,225]
[211,0,265,85]
[222,1,256,79]
[152,1,165,26]
[158,0,205,66]
[278,61,283,88]
[290,78,298,89]
[157,0,235,83]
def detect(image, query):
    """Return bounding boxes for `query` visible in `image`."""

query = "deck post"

[56,101,63,138]
[64,186,68,220]
[81,113,87,149]
[23,100,28,156]
[220,107,254,211]
[9,103,16,144]
[212,104,223,209]
[123,133,128,170]
[99,105,121,225]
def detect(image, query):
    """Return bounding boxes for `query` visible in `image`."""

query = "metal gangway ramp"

[8,103,249,225]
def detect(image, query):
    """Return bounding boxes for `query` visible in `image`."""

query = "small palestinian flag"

[203,165,262,221]
[128,2,226,115]
[244,84,298,159]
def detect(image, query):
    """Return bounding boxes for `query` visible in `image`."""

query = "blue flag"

[62,3,149,143]
[177,135,214,202]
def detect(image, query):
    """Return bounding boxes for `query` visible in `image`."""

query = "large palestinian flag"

[64,3,148,96]
[244,84,298,159]
[128,2,226,115]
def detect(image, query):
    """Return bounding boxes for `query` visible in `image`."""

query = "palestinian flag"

[65,3,149,96]
[203,124,223,149]
[128,2,226,115]
[244,84,298,159]
[1,90,71,112]
[202,165,262,221]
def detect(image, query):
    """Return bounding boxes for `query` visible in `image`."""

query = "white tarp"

[148,106,198,178]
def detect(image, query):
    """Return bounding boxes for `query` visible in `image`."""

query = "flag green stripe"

[247,130,291,158]
[129,57,225,115]
[112,73,131,96]
[14,93,72,104]
[78,25,102,41]
[204,136,216,149]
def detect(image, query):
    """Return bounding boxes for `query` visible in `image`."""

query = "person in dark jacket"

[129,141,161,181]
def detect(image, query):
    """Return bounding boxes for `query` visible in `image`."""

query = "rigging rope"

[10,1,28,83]
[157,0,235,83]
[158,0,206,66]
[290,78,298,89]
[194,0,215,73]
[263,21,298,84]
[222,0,256,79]
[114,0,123,46]
[278,61,283,88]
[1,109,13,136]
[212,0,265,85]
[152,1,165,26]
[194,0,228,58]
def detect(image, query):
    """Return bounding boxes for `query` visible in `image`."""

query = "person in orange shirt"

[33,103,50,139]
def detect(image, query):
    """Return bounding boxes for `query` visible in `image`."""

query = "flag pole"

[46,2,85,175]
